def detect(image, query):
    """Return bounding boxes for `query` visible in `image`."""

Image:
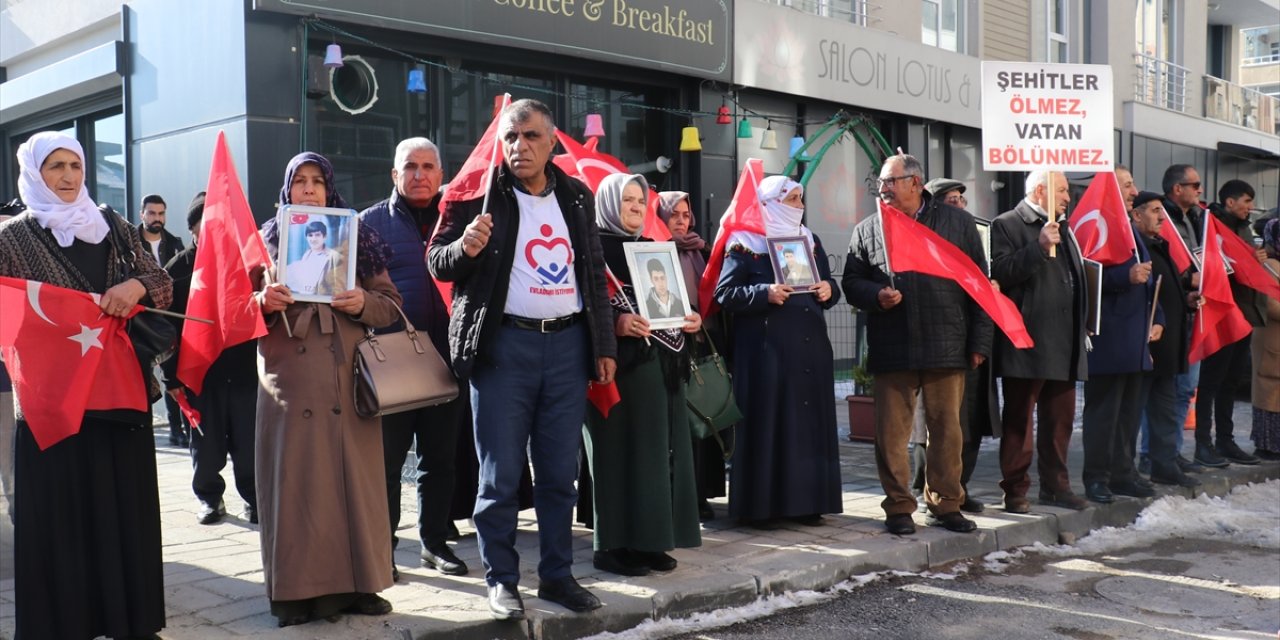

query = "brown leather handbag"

[353,303,458,418]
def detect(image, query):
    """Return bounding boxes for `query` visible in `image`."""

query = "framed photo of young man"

[767,235,818,292]
[623,242,690,330]
[276,204,359,304]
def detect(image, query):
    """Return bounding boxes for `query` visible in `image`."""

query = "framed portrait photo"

[767,235,819,292]
[623,241,690,330]
[276,204,359,304]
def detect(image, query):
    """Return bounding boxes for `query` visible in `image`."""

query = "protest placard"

[981,62,1114,172]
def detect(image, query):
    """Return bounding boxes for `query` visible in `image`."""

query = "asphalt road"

[668,537,1280,640]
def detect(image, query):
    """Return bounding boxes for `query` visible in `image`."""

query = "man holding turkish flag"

[176,131,270,394]
[842,153,994,536]
[1190,209,1253,364]
[1069,171,1137,266]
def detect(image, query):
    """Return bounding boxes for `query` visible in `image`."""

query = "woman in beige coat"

[1251,218,1280,460]
[255,152,402,627]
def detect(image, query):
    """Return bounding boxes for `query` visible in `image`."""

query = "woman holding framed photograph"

[583,173,703,577]
[712,175,843,529]
[254,152,402,626]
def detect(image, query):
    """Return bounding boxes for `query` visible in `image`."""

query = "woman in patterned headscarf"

[1251,218,1280,460]
[583,173,703,577]
[0,131,172,640]
[255,152,403,627]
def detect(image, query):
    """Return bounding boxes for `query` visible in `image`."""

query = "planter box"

[846,395,875,442]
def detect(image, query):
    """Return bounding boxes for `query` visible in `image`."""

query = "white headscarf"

[726,174,813,253]
[16,131,108,247]
[594,173,649,238]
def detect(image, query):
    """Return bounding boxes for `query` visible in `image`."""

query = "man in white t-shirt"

[428,98,616,622]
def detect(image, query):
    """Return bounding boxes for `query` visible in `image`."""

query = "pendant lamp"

[679,126,702,152]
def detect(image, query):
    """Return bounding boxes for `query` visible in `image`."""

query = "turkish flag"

[1069,172,1137,266]
[1209,214,1280,301]
[1189,217,1252,363]
[553,132,671,242]
[177,131,270,394]
[440,94,511,207]
[172,387,202,434]
[1156,211,1197,274]
[0,278,149,450]
[879,202,1034,349]
[698,158,766,317]
[431,95,513,314]
[586,265,631,418]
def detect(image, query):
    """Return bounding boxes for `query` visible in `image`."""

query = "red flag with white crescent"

[553,131,671,242]
[1189,218,1251,363]
[1069,172,1137,266]
[0,277,148,449]
[1208,214,1280,301]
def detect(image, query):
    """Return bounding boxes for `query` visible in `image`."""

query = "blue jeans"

[1140,361,1198,456]
[470,322,591,588]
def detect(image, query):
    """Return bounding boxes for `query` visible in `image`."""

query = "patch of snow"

[981,548,1026,573]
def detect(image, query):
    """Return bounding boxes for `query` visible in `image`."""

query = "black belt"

[502,313,580,333]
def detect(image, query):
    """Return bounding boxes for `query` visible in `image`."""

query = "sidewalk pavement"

[0,400,1274,640]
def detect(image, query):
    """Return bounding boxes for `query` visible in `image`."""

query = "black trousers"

[1082,372,1145,487]
[1195,335,1251,447]
[190,379,257,509]
[383,398,460,549]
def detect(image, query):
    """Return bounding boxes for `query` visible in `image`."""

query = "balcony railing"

[1133,53,1189,113]
[1242,52,1280,66]
[775,0,877,26]
[1204,75,1278,135]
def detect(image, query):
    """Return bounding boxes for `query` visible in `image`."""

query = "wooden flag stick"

[1047,171,1057,258]
[140,306,213,324]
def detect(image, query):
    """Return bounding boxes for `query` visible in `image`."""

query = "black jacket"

[160,246,255,390]
[427,163,616,379]
[841,192,993,374]
[1161,197,1204,255]
[990,200,1089,382]
[1209,204,1267,327]
[1142,232,1191,376]
[136,223,185,269]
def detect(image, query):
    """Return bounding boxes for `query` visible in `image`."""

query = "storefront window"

[922,0,964,53]
[93,112,126,214]
[566,82,672,186]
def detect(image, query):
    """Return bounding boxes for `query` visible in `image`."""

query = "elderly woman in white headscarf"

[0,131,172,640]
[712,175,843,530]
[582,173,703,577]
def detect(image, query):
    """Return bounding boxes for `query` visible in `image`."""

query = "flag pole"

[1198,211,1209,334]
[1047,171,1057,259]
[876,200,896,290]
[140,306,213,324]
[605,266,651,346]
[478,93,512,218]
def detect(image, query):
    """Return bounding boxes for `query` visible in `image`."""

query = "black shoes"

[593,549,649,576]
[1217,440,1261,465]
[1150,467,1201,488]
[196,501,225,525]
[926,511,977,533]
[1083,483,1114,504]
[1109,480,1156,498]
[633,550,677,572]
[1137,454,1152,476]
[1177,455,1205,473]
[421,543,469,576]
[697,499,715,521]
[960,496,985,513]
[884,513,916,535]
[242,505,258,525]
[488,583,525,621]
[1194,443,1230,468]
[1255,448,1280,461]
[791,514,825,526]
[1039,490,1088,510]
[537,576,602,613]
[342,593,392,616]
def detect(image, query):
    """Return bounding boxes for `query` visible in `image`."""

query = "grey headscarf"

[594,173,649,238]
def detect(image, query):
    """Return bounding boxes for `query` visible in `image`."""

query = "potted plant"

[846,359,875,442]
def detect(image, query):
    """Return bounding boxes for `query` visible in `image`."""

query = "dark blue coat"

[359,190,450,356]
[1086,223,1163,376]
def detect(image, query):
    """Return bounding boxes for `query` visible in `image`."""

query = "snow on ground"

[582,481,1279,640]
[1029,479,1280,557]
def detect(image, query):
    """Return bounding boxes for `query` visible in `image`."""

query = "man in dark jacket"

[359,137,469,580]
[428,99,615,620]
[1080,182,1161,503]
[137,193,189,446]
[1195,179,1264,466]
[1158,164,1210,466]
[991,170,1089,513]
[161,193,257,525]
[1132,192,1202,487]
[842,155,993,536]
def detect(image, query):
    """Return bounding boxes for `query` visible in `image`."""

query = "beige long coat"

[255,270,401,602]
[1252,258,1280,414]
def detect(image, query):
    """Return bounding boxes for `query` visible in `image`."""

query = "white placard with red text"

[981,62,1113,172]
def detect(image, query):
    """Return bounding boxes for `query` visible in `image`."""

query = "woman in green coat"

[585,173,703,576]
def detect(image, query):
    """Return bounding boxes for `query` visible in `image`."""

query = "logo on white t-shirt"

[525,223,573,285]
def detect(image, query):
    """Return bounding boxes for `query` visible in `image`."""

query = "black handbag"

[685,329,742,460]
[102,208,177,400]
[353,302,459,418]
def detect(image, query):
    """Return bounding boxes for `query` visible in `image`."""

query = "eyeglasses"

[877,175,914,188]
[1179,181,1201,189]
[945,195,968,206]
